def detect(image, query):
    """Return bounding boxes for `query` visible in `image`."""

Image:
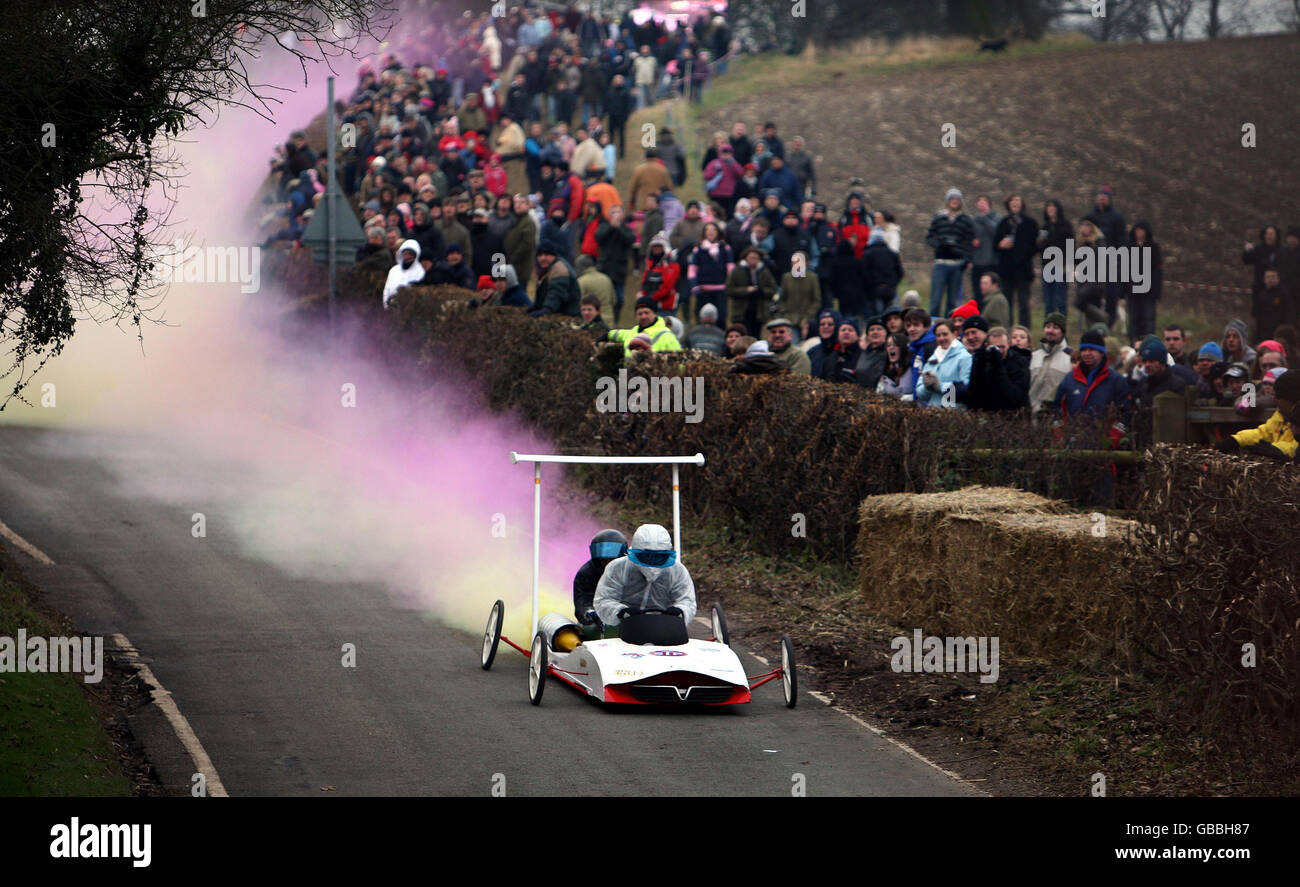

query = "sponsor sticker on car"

[650,650,687,657]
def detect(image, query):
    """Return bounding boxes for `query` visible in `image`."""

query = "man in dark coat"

[1083,186,1127,326]
[954,317,1030,411]
[529,240,582,316]
[605,75,634,158]
[861,229,903,320]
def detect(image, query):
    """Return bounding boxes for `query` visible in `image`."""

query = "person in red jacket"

[839,189,872,259]
[578,198,604,261]
[559,160,585,223]
[638,233,680,314]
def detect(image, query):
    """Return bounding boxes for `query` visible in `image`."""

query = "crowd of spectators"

[262,4,1298,463]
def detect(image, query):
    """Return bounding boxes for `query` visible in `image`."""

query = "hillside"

[700,34,1300,321]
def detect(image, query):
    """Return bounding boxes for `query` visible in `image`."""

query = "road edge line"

[0,517,54,565]
[111,633,230,798]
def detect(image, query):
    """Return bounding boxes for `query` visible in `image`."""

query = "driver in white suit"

[593,523,697,628]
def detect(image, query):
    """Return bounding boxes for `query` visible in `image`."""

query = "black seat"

[619,612,689,646]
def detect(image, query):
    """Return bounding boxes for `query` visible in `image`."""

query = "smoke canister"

[539,612,582,652]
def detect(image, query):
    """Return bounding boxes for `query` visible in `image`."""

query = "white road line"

[0,511,228,796]
[0,517,54,564]
[694,614,984,793]
[112,633,230,797]
[808,690,987,794]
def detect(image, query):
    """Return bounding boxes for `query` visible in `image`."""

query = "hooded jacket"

[383,239,426,307]
[838,192,872,259]
[593,524,696,626]
[1223,318,1258,365]
[641,234,681,310]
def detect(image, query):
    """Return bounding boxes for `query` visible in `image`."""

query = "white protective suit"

[593,524,696,626]
[382,239,426,308]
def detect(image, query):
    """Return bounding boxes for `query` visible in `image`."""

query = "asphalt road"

[0,425,975,797]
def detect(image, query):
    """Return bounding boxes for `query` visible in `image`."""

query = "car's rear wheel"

[528,632,548,705]
[481,600,504,670]
[781,635,798,709]
[710,602,730,647]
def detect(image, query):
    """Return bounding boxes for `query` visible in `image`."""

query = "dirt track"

[704,34,1300,319]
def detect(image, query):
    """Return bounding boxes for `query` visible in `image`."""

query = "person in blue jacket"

[915,320,973,408]
[1055,328,1131,427]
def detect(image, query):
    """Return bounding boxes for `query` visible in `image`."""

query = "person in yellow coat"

[602,298,683,354]
[1215,369,1299,459]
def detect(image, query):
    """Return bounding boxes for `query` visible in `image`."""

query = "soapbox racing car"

[477,453,797,708]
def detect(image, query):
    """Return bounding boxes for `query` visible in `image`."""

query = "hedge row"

[379,288,1140,560]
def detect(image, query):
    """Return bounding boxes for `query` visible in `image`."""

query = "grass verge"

[0,564,130,796]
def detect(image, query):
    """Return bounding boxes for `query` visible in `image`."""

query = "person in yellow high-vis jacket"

[603,297,682,355]
[1215,369,1299,459]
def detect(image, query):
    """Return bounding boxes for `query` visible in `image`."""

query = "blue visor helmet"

[590,529,628,561]
[627,548,677,569]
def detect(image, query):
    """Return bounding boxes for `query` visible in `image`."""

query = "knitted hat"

[476,275,495,290]
[963,315,989,333]
[944,187,963,203]
[1079,329,1107,354]
[635,296,657,311]
[745,340,771,357]
[839,317,861,334]
[1197,342,1224,361]
[1258,338,1288,359]
[951,299,979,320]
[1139,339,1168,363]
[629,333,654,351]
[1044,312,1068,333]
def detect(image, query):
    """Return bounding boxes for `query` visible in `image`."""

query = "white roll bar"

[509,452,706,638]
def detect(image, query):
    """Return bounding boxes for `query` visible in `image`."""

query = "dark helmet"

[590,529,628,561]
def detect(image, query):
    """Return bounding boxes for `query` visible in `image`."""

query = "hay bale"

[857,485,1137,664]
